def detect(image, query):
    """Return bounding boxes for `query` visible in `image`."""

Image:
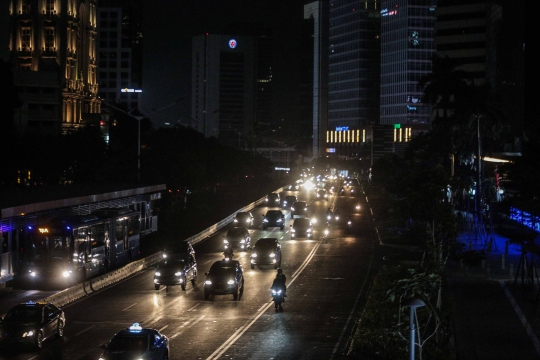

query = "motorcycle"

[223,248,234,260]
[348,219,353,229]
[272,288,284,312]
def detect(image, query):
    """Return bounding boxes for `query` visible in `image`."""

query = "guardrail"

[30,187,285,309]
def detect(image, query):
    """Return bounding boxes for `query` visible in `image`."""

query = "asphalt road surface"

[0,184,376,360]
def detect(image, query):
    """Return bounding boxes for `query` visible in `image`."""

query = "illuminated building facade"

[380,0,437,125]
[8,0,101,135]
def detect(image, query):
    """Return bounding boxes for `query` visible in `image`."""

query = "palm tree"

[419,55,470,179]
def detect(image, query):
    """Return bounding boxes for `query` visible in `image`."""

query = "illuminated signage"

[394,124,401,129]
[381,8,397,16]
[121,88,142,93]
[275,167,290,171]
[229,39,237,49]
[326,148,336,153]
[38,228,49,234]
[336,126,349,131]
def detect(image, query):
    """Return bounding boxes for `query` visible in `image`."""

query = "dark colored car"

[204,259,244,300]
[233,211,254,228]
[99,323,169,360]
[250,238,282,269]
[265,193,281,206]
[291,201,308,218]
[153,253,197,290]
[0,301,65,349]
[163,241,195,262]
[262,210,285,230]
[290,218,313,239]
[224,227,251,250]
[282,195,297,209]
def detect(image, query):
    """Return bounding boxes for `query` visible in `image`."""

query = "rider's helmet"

[277,268,283,275]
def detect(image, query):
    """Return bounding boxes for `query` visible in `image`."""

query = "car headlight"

[155,272,161,277]
[291,207,295,211]
[307,228,312,232]
[251,253,257,258]
[205,280,212,285]
[223,239,229,244]
[269,253,276,258]
[304,207,307,211]
[311,218,317,224]
[29,270,36,277]
[246,219,251,223]
[277,219,282,223]
[234,219,239,222]
[62,271,71,278]
[227,280,235,285]
[240,239,245,243]
[22,330,35,337]
[263,218,268,222]
[175,272,183,277]
[291,228,296,233]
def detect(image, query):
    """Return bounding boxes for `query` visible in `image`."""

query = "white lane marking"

[122,303,137,311]
[187,303,201,311]
[500,280,540,356]
[170,315,206,339]
[75,325,95,336]
[257,304,267,312]
[206,239,322,360]
[159,324,169,332]
[145,315,163,327]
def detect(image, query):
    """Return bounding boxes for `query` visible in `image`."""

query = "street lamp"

[403,297,425,360]
[129,109,144,182]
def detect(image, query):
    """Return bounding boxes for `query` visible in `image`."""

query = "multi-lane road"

[0,184,377,360]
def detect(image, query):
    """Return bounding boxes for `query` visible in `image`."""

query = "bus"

[24,208,140,288]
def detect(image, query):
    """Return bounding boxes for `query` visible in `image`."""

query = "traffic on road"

[0,174,374,360]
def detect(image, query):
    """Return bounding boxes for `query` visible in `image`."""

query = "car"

[0,301,65,349]
[291,201,308,218]
[265,193,281,206]
[204,259,244,300]
[250,238,282,269]
[262,210,285,230]
[290,218,313,239]
[163,240,195,262]
[99,323,169,360]
[153,253,197,290]
[224,227,251,250]
[233,211,254,228]
[282,195,297,209]
[316,189,328,200]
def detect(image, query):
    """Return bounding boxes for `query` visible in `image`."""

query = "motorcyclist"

[334,208,341,219]
[223,247,234,259]
[271,268,287,301]
[347,216,353,228]
[326,208,333,221]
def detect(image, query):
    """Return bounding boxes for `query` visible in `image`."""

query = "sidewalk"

[448,217,540,360]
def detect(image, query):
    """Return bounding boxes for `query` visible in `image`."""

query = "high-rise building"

[304,1,329,159]
[380,0,437,126]
[191,34,256,148]
[97,0,144,111]
[8,0,101,135]
[328,0,381,129]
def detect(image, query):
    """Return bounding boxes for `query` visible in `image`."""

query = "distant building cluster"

[4,0,524,170]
